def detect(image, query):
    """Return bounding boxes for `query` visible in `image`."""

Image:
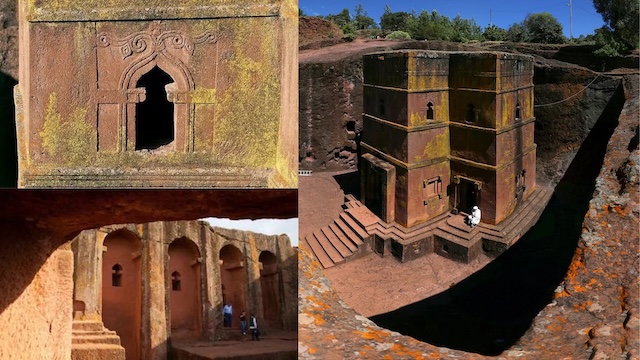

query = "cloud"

[203,217,299,246]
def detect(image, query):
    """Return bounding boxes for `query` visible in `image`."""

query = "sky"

[203,217,299,246]
[300,0,606,38]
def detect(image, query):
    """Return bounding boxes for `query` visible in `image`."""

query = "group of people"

[223,303,261,341]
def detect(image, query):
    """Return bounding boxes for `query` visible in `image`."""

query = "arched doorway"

[168,237,202,339]
[259,251,280,328]
[219,244,247,329]
[135,66,175,150]
[102,229,142,360]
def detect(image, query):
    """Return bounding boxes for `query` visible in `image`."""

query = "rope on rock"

[534,73,602,108]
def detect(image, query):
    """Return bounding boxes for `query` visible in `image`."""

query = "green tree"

[386,30,412,40]
[451,15,482,42]
[407,10,452,41]
[324,8,352,28]
[506,22,528,42]
[353,4,378,30]
[380,5,413,32]
[592,0,639,55]
[522,12,565,44]
[483,25,508,41]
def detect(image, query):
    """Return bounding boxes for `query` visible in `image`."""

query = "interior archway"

[168,237,201,339]
[259,251,280,328]
[135,66,175,150]
[219,244,247,329]
[102,229,142,360]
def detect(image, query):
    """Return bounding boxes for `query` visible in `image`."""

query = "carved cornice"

[97,29,218,60]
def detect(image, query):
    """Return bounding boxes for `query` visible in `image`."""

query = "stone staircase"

[71,320,125,360]
[305,186,554,266]
[303,195,373,268]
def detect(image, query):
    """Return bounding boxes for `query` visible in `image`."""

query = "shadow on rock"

[0,72,17,187]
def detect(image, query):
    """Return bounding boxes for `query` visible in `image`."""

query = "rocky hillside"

[299,16,344,50]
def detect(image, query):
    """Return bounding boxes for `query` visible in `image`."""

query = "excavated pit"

[369,81,626,355]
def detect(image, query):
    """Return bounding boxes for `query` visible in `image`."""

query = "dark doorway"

[135,66,175,150]
[458,179,479,213]
[363,166,384,218]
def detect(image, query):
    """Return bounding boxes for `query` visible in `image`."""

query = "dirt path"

[299,39,407,64]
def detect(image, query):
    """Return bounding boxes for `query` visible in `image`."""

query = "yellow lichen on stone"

[40,93,95,165]
[418,129,449,162]
[213,18,280,168]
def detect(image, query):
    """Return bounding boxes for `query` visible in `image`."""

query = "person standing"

[249,314,260,341]
[223,303,233,327]
[240,311,247,335]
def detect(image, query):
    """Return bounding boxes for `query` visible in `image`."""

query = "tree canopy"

[522,12,565,44]
[592,0,639,56]
[313,4,574,45]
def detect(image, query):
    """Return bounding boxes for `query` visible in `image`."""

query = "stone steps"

[329,223,358,252]
[72,320,106,332]
[71,321,125,360]
[71,344,125,360]
[72,334,122,345]
[305,232,339,268]
[305,203,372,269]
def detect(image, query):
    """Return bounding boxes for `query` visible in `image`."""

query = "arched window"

[515,103,521,120]
[171,271,181,291]
[135,66,175,150]
[112,264,122,287]
[466,104,475,123]
[426,102,434,120]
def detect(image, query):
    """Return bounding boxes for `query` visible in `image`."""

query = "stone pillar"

[144,223,168,360]
[72,230,102,320]
[245,233,263,329]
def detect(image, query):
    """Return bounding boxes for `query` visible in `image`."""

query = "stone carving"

[97,29,218,60]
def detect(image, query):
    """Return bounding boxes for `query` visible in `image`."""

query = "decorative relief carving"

[97,29,218,60]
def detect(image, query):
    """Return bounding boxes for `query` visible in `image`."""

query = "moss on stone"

[40,93,96,166]
[213,18,280,169]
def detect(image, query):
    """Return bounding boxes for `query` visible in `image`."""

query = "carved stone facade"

[361,50,537,227]
[15,0,298,188]
[70,220,297,360]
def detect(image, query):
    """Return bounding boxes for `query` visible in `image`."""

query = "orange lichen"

[353,329,389,342]
[312,313,325,325]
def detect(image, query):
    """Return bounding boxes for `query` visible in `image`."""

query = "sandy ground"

[172,331,297,359]
[299,170,493,317]
[324,251,492,317]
